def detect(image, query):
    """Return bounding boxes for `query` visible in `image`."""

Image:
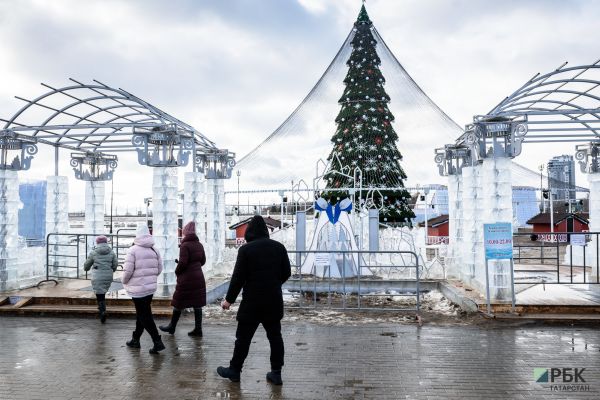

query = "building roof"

[229,216,289,230]
[418,214,449,228]
[526,212,589,226]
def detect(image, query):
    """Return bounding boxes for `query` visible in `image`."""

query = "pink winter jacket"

[122,234,163,297]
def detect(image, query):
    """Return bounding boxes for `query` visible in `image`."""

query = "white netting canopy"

[230,11,571,194]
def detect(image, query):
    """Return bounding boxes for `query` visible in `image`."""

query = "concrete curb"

[438,281,479,313]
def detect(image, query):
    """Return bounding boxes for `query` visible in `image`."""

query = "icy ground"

[198,290,476,326]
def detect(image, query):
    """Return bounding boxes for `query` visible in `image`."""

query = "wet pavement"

[0,315,599,399]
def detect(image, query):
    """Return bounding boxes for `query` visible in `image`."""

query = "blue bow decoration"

[315,198,353,224]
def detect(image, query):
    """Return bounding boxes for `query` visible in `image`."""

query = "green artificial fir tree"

[322,5,415,224]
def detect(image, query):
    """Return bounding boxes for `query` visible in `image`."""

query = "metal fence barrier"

[513,231,600,285]
[42,232,136,286]
[286,250,421,315]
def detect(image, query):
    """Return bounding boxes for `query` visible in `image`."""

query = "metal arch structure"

[0,78,237,178]
[483,60,600,143]
[0,78,218,153]
[437,60,600,174]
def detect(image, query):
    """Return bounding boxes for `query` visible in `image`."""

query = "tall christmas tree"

[323,5,415,224]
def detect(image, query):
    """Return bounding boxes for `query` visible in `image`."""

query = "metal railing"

[43,232,135,285]
[513,231,600,285]
[286,250,421,315]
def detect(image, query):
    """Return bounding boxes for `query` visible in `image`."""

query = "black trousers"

[95,293,105,302]
[230,319,284,372]
[132,295,159,341]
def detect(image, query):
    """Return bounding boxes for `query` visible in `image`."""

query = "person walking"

[217,215,291,385]
[159,221,207,337]
[122,223,165,354]
[83,235,118,324]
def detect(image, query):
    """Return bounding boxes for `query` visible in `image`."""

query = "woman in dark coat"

[160,221,207,337]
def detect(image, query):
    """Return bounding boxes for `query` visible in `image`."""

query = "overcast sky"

[1,0,599,211]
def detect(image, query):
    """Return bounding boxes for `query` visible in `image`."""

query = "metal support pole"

[510,259,516,312]
[550,196,555,233]
[54,146,59,176]
[236,170,241,215]
[485,259,491,315]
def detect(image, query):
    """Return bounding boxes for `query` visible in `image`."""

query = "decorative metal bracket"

[0,130,38,171]
[70,151,118,181]
[132,124,194,167]
[434,144,472,176]
[462,120,527,160]
[194,149,236,179]
[575,142,600,173]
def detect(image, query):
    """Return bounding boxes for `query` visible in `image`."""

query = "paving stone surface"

[0,316,599,399]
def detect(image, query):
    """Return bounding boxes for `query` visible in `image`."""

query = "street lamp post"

[538,163,545,213]
[237,170,241,215]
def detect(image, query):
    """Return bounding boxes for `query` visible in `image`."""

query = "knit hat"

[96,235,108,244]
[136,223,150,237]
[182,221,196,236]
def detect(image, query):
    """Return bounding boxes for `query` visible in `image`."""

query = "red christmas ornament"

[367,69,373,74]
[383,121,390,127]
[343,128,349,134]
[377,107,384,112]
[337,144,343,151]
[375,136,383,145]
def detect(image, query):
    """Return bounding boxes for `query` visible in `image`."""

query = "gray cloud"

[0,0,598,209]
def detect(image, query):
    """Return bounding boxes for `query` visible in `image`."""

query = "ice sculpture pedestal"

[152,167,179,294]
[206,179,225,265]
[46,176,71,278]
[85,181,105,239]
[460,165,482,287]
[481,157,513,301]
[183,172,207,242]
[588,173,600,294]
[183,172,209,271]
[0,170,20,291]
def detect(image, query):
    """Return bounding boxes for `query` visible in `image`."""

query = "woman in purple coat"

[160,221,207,337]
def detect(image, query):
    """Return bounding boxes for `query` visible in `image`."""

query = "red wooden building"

[229,216,288,242]
[526,212,589,233]
[419,214,449,237]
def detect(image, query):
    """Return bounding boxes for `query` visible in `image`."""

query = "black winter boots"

[126,332,141,349]
[217,366,240,382]
[188,308,203,337]
[159,309,181,334]
[149,336,166,354]
[266,370,283,385]
[98,301,107,324]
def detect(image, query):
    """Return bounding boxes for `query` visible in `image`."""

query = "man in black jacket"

[217,215,292,385]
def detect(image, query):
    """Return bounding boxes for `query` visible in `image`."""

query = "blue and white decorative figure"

[301,197,370,277]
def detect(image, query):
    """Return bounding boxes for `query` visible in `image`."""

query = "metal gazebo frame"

[0,78,234,175]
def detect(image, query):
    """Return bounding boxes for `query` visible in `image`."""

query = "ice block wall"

[481,157,513,301]
[460,165,479,285]
[85,181,105,241]
[206,179,225,264]
[447,174,463,279]
[0,170,20,291]
[152,167,178,290]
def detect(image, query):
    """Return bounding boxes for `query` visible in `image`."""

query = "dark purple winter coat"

[171,233,207,309]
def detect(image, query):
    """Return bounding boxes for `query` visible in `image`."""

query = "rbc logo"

[534,368,586,383]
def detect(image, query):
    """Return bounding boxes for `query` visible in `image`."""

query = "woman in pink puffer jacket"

[122,224,165,354]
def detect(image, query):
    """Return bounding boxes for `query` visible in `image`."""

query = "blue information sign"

[483,223,513,260]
